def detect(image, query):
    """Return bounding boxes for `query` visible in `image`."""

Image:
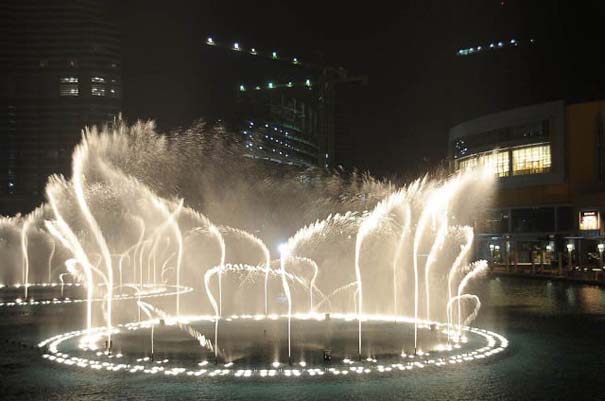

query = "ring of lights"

[0,284,193,308]
[38,314,509,379]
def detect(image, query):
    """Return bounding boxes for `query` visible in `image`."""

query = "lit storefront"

[449,100,605,271]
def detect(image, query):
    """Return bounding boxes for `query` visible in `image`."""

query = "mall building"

[449,99,605,269]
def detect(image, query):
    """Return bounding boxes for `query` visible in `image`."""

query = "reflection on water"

[480,277,605,316]
[1,277,604,401]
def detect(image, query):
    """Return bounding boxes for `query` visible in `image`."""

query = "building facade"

[449,100,605,269]
[0,0,121,214]
[201,37,365,170]
[237,79,322,169]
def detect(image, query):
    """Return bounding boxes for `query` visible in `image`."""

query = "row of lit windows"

[512,144,551,175]
[59,76,120,97]
[459,151,510,177]
[457,144,551,177]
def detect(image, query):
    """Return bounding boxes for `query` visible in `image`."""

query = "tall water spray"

[0,120,498,366]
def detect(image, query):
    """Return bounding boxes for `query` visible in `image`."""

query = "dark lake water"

[1,276,604,401]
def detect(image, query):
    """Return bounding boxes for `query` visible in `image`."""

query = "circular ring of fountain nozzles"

[38,314,509,379]
[0,284,193,308]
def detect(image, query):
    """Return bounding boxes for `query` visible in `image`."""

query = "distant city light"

[268,82,274,89]
[305,79,311,87]
[292,57,299,64]
[206,37,214,45]
[272,51,278,59]
[457,38,529,56]
[233,42,240,50]
[239,85,245,92]
[250,48,257,55]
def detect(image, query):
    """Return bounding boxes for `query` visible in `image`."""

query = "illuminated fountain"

[0,120,508,379]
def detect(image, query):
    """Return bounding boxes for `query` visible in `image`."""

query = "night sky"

[116,0,605,178]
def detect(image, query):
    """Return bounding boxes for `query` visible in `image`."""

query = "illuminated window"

[91,85,106,96]
[91,76,105,83]
[579,210,600,231]
[483,152,510,177]
[59,77,79,96]
[512,144,551,175]
[458,156,478,171]
[458,150,509,177]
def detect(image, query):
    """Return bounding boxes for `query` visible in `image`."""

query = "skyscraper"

[0,0,121,214]
[200,36,365,170]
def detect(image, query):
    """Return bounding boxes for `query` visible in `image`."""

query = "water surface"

[1,277,604,401]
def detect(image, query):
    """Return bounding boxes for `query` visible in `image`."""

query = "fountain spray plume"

[72,135,115,352]
[207,224,225,315]
[219,226,271,314]
[47,238,56,283]
[278,243,293,364]
[204,264,221,363]
[137,301,156,359]
[20,214,31,299]
[138,300,213,359]
[446,293,482,330]
[45,176,96,332]
[281,211,359,363]
[391,178,425,315]
[152,198,184,316]
[355,189,406,358]
[456,260,488,330]
[446,225,474,342]
[423,174,466,322]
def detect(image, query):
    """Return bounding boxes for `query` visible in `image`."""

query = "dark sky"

[117,0,605,178]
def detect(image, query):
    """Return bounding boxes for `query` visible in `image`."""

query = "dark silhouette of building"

[0,0,121,214]
[200,36,366,170]
[450,0,605,126]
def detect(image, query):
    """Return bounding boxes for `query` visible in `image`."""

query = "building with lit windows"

[0,0,121,214]
[449,99,605,269]
[201,37,365,170]
[237,79,322,168]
